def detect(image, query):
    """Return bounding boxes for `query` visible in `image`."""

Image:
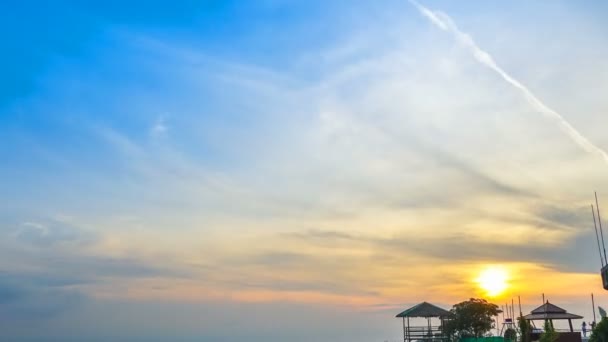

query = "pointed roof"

[531,302,567,314]
[396,302,450,318]
[523,301,583,321]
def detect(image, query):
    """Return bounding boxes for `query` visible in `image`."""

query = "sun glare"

[475,266,509,297]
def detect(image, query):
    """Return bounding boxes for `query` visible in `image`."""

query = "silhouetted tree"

[591,318,608,342]
[445,298,500,340]
[518,315,532,342]
[539,320,558,342]
[504,327,517,341]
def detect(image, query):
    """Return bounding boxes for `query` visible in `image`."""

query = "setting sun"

[476,266,509,297]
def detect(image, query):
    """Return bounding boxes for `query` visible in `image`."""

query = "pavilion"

[396,302,450,342]
[523,301,583,333]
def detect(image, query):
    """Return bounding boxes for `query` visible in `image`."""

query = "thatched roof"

[523,301,583,320]
[396,302,450,318]
[531,302,567,314]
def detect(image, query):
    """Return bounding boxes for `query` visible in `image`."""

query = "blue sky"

[2,1,608,341]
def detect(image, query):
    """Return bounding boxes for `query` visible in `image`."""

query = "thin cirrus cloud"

[409,0,608,165]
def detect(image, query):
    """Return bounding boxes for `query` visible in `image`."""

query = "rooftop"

[396,302,450,318]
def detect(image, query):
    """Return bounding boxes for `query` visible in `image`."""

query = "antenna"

[595,192,608,264]
[593,204,605,267]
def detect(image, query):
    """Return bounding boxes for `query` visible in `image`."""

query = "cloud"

[284,229,357,241]
[3,4,608,337]
[0,216,192,316]
[409,0,608,165]
[276,204,596,274]
[536,204,591,229]
[14,220,96,248]
[0,252,192,324]
[6,217,185,278]
[150,116,168,137]
[45,25,606,307]
[0,271,86,320]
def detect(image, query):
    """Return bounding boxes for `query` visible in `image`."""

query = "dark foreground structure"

[395,300,585,342]
[396,302,450,342]
[523,301,583,342]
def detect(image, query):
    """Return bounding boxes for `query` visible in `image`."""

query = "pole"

[407,316,410,342]
[512,298,515,322]
[403,317,406,342]
[498,315,502,336]
[595,192,608,264]
[542,293,545,304]
[518,296,522,316]
[593,205,604,266]
[592,293,597,324]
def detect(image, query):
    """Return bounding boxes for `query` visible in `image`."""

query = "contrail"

[409,0,608,164]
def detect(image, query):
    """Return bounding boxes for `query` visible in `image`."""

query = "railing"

[404,326,447,342]
[532,329,585,333]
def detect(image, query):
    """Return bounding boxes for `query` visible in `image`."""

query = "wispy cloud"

[0,272,86,320]
[30,22,605,308]
[150,116,168,137]
[14,220,96,248]
[409,0,608,165]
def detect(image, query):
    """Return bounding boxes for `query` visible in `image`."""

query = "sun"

[475,266,509,297]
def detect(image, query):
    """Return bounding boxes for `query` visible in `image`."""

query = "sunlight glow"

[475,266,509,297]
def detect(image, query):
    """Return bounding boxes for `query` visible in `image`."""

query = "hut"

[523,301,583,342]
[396,302,450,342]
[523,301,583,332]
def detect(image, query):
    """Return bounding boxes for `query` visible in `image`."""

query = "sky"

[1,0,608,341]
